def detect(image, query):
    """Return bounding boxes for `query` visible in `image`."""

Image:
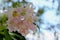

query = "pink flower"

[6,3,37,36]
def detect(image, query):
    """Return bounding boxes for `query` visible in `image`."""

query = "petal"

[17,24,29,36]
[23,20,36,32]
[8,27,13,32]
[28,23,37,32]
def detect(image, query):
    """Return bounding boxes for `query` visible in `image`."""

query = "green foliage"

[7,0,12,2]
[0,26,7,32]
[0,14,8,24]
[11,32,26,40]
[4,29,12,40]
[22,0,27,3]
[0,34,4,40]
[36,8,44,16]
[12,2,21,8]
[0,14,7,30]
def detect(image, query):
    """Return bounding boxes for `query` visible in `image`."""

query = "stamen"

[12,11,18,17]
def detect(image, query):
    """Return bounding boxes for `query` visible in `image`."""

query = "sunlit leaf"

[0,26,7,31]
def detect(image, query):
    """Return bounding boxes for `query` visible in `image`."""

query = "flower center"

[21,10,26,16]
[12,11,18,17]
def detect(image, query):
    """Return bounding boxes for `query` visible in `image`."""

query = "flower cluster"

[6,3,37,36]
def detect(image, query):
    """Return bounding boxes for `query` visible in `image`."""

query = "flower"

[6,3,37,36]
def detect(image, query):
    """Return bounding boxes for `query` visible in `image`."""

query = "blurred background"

[0,0,60,40]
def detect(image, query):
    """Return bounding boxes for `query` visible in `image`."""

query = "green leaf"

[4,29,12,40]
[12,2,21,8]
[37,8,44,16]
[0,13,8,25]
[0,26,7,31]
[1,14,8,23]
[22,0,27,3]
[10,32,26,40]
[0,34,4,40]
